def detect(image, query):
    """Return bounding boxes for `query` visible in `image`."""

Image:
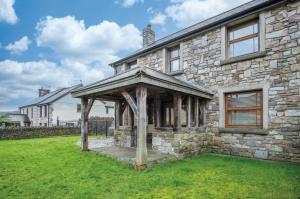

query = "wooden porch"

[71,67,214,170]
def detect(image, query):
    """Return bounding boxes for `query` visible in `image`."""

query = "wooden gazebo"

[71,66,213,170]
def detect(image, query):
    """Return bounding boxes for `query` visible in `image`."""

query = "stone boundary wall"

[0,127,80,140]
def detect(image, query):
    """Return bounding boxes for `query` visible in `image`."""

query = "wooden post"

[199,100,205,126]
[81,97,88,151]
[128,105,132,127]
[187,96,192,128]
[195,97,199,127]
[173,93,182,130]
[135,84,147,170]
[115,101,120,129]
[154,94,161,128]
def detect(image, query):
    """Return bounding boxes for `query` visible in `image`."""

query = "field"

[0,136,299,199]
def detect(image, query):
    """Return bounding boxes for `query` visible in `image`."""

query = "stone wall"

[152,127,207,158]
[114,127,134,147]
[181,1,300,163]
[130,1,300,163]
[0,127,80,140]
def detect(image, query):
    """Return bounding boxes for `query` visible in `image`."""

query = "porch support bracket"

[121,91,138,117]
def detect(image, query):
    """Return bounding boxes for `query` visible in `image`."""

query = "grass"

[0,136,299,199]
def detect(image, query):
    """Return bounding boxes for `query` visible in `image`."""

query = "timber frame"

[71,66,214,170]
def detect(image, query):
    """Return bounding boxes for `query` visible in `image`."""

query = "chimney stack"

[38,88,50,97]
[143,24,155,47]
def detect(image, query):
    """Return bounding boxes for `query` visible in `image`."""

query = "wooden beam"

[154,94,161,128]
[195,97,199,127]
[86,98,95,118]
[121,91,138,116]
[135,84,147,170]
[173,93,182,129]
[81,97,89,151]
[187,96,192,128]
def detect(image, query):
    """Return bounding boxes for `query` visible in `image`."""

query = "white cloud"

[1,16,142,110]
[153,0,251,28]
[118,0,144,7]
[5,36,31,55]
[0,59,106,106]
[150,12,167,26]
[0,0,18,24]
[36,16,142,66]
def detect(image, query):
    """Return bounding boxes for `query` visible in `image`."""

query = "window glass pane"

[171,59,180,71]
[230,37,258,57]
[228,110,261,125]
[254,37,258,52]
[229,22,258,40]
[127,60,137,70]
[228,94,237,107]
[170,49,179,58]
[237,92,259,107]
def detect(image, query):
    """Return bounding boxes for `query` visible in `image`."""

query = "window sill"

[219,127,268,135]
[220,51,266,65]
[168,70,184,76]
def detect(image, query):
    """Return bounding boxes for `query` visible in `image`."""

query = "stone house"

[20,85,114,127]
[72,0,300,169]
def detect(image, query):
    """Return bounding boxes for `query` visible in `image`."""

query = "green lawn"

[0,136,299,199]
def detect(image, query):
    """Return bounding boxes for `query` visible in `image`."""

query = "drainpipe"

[47,104,50,127]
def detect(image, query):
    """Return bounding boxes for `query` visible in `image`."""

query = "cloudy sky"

[0,0,251,111]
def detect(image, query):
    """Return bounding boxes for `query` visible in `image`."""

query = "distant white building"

[0,111,30,127]
[19,85,114,127]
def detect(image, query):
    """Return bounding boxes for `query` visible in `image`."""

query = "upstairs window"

[225,90,262,128]
[44,105,47,117]
[169,46,180,72]
[77,104,81,113]
[39,106,42,118]
[126,60,138,70]
[228,20,259,58]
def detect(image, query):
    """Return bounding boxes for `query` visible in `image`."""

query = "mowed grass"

[0,136,299,199]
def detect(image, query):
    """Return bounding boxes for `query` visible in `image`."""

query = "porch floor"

[82,137,178,167]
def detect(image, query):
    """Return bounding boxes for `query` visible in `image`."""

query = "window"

[44,123,47,127]
[77,104,81,113]
[39,106,42,118]
[228,20,259,58]
[126,60,137,70]
[44,105,47,117]
[169,46,180,72]
[31,107,33,118]
[225,90,262,128]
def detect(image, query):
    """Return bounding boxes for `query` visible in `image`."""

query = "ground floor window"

[225,90,262,128]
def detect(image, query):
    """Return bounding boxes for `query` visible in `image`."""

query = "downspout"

[47,104,50,127]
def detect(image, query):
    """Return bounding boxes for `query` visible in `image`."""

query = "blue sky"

[0,0,250,111]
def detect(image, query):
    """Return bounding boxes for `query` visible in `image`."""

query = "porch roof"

[71,67,214,99]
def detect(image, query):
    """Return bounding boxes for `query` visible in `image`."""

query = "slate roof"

[20,85,82,108]
[110,0,282,66]
[71,66,214,99]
